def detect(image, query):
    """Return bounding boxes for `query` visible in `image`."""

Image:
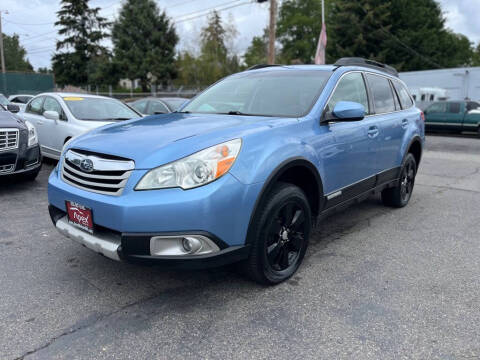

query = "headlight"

[136,138,242,190]
[25,121,38,147]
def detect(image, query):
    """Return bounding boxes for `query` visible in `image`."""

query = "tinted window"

[182,70,332,117]
[466,102,479,111]
[426,102,446,113]
[131,99,148,114]
[12,96,32,104]
[327,72,369,114]
[393,81,414,109]
[27,97,44,115]
[149,101,169,114]
[447,102,461,114]
[366,74,395,113]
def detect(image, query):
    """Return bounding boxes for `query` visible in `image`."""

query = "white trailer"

[399,66,480,104]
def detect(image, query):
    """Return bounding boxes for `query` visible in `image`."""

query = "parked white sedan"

[22,93,142,159]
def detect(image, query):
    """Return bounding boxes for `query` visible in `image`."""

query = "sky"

[1,0,479,70]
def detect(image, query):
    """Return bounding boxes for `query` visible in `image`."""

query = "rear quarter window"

[393,81,414,109]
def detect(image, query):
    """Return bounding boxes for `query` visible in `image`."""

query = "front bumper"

[49,207,250,269]
[48,167,263,268]
[0,144,41,176]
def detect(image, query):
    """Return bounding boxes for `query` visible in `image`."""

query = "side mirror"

[43,110,60,121]
[324,101,365,123]
[6,104,20,113]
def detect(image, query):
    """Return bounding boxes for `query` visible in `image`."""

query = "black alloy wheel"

[266,201,306,271]
[381,153,417,208]
[244,182,311,285]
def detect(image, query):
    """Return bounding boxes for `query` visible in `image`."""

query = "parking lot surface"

[1,134,479,359]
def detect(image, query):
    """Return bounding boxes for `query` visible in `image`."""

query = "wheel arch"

[406,136,423,168]
[245,157,324,245]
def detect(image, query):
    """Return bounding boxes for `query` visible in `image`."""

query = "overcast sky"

[1,0,479,70]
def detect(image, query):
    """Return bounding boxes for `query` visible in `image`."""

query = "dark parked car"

[424,100,480,135]
[130,97,188,115]
[0,104,42,180]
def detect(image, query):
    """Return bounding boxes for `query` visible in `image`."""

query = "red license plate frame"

[65,201,94,234]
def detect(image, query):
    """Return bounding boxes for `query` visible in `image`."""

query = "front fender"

[230,127,320,185]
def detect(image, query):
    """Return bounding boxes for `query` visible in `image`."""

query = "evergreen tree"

[276,0,475,70]
[244,29,269,67]
[112,0,178,92]
[52,0,110,86]
[3,33,33,71]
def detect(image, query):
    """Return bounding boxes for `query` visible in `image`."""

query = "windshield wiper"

[225,110,254,116]
[105,117,131,121]
[174,110,190,114]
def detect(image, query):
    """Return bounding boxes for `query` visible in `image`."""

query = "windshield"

[0,94,9,106]
[163,98,188,111]
[182,70,331,117]
[63,96,140,121]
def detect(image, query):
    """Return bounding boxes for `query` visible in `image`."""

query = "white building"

[399,66,480,103]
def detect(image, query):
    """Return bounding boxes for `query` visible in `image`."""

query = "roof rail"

[247,64,283,71]
[334,57,398,77]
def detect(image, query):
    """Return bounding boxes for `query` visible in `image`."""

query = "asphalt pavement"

[0,134,479,360]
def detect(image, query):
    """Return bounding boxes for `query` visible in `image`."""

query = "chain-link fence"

[0,72,55,96]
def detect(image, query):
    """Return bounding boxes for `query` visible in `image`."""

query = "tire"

[243,182,312,285]
[382,153,417,208]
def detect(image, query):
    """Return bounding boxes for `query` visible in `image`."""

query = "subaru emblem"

[80,158,94,173]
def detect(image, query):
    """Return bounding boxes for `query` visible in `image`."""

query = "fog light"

[182,237,202,253]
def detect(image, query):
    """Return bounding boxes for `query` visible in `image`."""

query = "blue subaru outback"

[48,58,424,284]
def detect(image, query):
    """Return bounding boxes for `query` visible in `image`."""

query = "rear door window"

[447,102,461,114]
[366,74,396,114]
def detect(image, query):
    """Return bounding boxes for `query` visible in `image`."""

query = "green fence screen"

[0,72,55,96]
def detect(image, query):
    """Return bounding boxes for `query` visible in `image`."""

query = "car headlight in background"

[136,138,242,190]
[25,121,38,147]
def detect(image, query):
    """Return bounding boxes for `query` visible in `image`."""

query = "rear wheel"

[382,153,417,208]
[244,183,311,285]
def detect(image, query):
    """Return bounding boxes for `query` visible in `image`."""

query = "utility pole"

[267,0,277,64]
[0,10,7,73]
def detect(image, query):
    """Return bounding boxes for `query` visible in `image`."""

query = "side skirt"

[317,167,400,221]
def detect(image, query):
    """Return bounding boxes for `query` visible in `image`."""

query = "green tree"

[112,0,178,91]
[37,67,52,74]
[2,33,33,71]
[52,0,110,86]
[244,29,269,67]
[277,0,474,70]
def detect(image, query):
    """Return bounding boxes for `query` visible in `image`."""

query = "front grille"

[0,129,19,151]
[61,150,135,196]
[0,164,15,174]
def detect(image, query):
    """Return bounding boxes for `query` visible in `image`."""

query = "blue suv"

[48,58,425,284]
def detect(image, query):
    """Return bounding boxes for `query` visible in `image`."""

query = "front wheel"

[382,153,417,208]
[244,183,311,285]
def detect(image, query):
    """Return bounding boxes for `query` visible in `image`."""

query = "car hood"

[68,112,293,169]
[0,110,25,129]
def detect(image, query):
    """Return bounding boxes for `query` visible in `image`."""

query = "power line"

[175,0,252,24]
[175,0,245,20]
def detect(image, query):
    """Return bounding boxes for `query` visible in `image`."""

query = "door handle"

[37,120,44,125]
[367,126,379,138]
[401,119,409,129]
